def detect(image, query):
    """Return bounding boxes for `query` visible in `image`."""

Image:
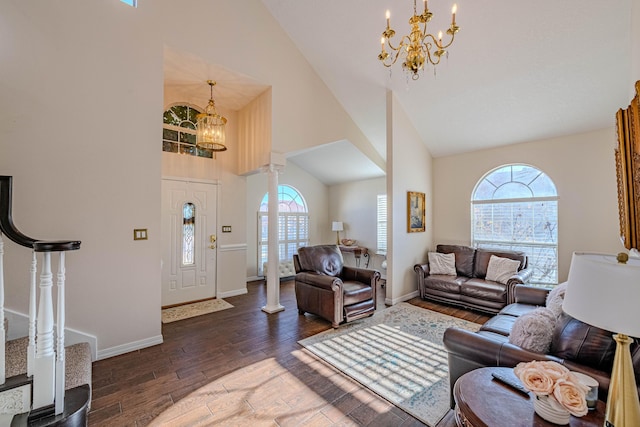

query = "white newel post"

[0,233,5,385]
[262,164,285,314]
[33,252,55,409]
[28,250,37,377]
[55,252,66,415]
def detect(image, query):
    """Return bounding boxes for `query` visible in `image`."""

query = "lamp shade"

[563,252,640,337]
[331,221,344,232]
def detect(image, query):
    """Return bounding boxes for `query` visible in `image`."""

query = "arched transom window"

[162,105,214,159]
[258,185,309,276]
[472,164,558,286]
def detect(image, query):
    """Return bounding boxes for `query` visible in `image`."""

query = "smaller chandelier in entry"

[196,80,227,152]
[378,0,459,80]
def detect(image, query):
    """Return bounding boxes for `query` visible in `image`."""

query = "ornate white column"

[262,163,285,314]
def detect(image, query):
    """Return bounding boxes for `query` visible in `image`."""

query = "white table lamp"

[331,221,343,245]
[563,252,640,427]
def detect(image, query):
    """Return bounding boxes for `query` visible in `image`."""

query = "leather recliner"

[293,245,380,328]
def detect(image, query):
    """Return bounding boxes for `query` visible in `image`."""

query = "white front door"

[161,179,217,307]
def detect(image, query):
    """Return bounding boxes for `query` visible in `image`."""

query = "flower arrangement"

[514,360,589,417]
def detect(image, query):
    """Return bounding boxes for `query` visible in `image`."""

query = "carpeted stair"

[0,337,92,426]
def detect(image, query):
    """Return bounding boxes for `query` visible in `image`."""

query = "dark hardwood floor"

[88,280,490,426]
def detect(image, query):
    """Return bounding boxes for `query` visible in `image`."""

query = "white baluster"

[33,252,55,409]
[28,250,37,377]
[0,233,5,385]
[55,252,66,415]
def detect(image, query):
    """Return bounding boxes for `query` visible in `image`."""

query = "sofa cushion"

[424,275,466,294]
[499,302,539,318]
[461,278,507,303]
[485,255,522,284]
[342,281,373,306]
[437,244,475,277]
[474,249,526,279]
[297,245,344,276]
[480,314,518,336]
[549,313,617,371]
[508,307,556,352]
[428,252,457,275]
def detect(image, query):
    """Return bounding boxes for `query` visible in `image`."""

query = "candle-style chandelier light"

[378,0,460,80]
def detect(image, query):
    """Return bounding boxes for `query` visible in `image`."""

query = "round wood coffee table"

[453,367,605,427]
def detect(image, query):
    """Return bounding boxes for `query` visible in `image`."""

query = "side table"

[338,245,370,268]
[453,367,605,427]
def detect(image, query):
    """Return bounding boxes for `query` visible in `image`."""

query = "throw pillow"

[509,307,557,353]
[428,252,457,276]
[485,255,521,284]
[546,282,567,318]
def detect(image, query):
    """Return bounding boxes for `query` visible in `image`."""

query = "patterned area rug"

[161,299,234,323]
[298,302,481,426]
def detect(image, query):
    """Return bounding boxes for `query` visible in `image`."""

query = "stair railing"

[0,176,80,416]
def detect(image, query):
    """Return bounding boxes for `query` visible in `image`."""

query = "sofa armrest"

[414,263,430,298]
[342,266,380,287]
[505,267,534,303]
[295,272,342,291]
[443,327,563,407]
[514,284,550,306]
[507,267,533,287]
[414,263,430,277]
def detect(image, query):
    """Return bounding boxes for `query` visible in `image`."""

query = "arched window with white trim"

[472,164,558,286]
[258,185,309,276]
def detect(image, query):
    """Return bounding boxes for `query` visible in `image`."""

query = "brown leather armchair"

[293,245,380,328]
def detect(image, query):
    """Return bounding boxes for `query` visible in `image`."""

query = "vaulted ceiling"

[262,0,633,159]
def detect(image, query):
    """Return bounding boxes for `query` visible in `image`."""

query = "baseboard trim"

[97,335,164,361]
[218,288,248,299]
[384,290,419,306]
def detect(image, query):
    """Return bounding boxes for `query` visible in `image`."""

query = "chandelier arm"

[385,34,412,53]
[382,48,404,67]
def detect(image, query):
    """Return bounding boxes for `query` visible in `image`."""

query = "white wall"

[245,162,329,279]
[328,178,386,271]
[387,92,434,304]
[1,0,377,358]
[1,0,164,356]
[433,128,621,283]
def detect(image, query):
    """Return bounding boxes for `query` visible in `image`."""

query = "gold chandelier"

[196,80,227,152]
[378,0,459,80]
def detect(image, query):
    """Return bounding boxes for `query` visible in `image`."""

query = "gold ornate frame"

[407,191,426,233]
[615,81,640,250]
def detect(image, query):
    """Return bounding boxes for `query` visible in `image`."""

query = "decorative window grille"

[182,202,195,265]
[377,194,387,254]
[162,105,214,159]
[258,185,309,276]
[471,164,558,286]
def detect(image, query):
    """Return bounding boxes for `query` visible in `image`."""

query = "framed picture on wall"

[407,191,426,233]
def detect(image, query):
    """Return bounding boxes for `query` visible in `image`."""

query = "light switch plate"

[134,229,148,240]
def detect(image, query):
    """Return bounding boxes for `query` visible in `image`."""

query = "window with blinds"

[258,185,309,276]
[471,164,558,286]
[377,194,387,254]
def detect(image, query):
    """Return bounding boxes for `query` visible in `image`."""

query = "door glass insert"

[183,202,195,265]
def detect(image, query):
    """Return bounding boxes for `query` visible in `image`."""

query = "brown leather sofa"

[414,244,533,314]
[293,245,380,328]
[443,284,640,407]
